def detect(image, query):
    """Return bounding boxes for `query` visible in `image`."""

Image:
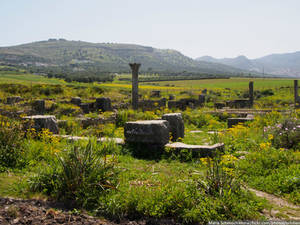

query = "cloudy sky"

[1,0,299,59]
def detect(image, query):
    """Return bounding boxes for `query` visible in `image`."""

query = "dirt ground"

[0,197,180,225]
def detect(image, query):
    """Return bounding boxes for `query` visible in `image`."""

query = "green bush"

[0,116,25,171]
[266,118,300,149]
[29,140,119,208]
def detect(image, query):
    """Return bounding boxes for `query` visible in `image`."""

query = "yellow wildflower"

[268,134,274,140]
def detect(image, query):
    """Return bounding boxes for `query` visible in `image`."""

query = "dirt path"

[247,187,300,220]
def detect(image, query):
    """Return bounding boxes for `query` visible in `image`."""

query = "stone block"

[198,95,206,104]
[124,120,169,145]
[169,94,175,100]
[70,97,82,106]
[95,97,112,112]
[150,90,161,98]
[6,96,23,104]
[79,103,90,114]
[227,117,254,128]
[162,113,184,141]
[32,100,45,114]
[165,142,224,157]
[226,99,250,108]
[214,102,226,109]
[24,115,59,134]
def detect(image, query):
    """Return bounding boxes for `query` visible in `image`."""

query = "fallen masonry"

[23,115,59,134]
[165,142,224,157]
[124,120,170,145]
[227,116,254,128]
[6,96,23,105]
[162,113,184,141]
[55,135,125,145]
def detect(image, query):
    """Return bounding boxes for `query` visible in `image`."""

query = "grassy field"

[0,72,66,85]
[0,72,299,223]
[143,78,296,89]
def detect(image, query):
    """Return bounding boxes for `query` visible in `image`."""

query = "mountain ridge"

[196,51,300,76]
[0,39,244,76]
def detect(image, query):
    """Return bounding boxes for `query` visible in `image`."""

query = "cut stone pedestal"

[24,115,59,134]
[162,113,184,141]
[71,97,82,106]
[124,120,169,145]
[95,98,112,112]
[32,100,45,114]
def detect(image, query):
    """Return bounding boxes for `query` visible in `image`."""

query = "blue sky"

[1,0,299,59]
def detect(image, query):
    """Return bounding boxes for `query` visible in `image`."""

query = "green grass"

[144,78,296,90]
[0,72,66,84]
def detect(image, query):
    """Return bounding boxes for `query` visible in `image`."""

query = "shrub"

[116,110,128,127]
[0,116,25,171]
[198,155,239,197]
[266,118,300,149]
[29,140,119,209]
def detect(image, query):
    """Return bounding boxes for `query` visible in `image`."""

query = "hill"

[196,51,300,77]
[0,39,244,80]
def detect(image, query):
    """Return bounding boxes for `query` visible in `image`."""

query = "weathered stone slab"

[55,135,124,145]
[124,120,169,145]
[189,130,204,133]
[24,115,59,134]
[70,97,82,106]
[226,99,250,108]
[162,113,184,141]
[79,103,93,114]
[6,96,23,104]
[168,98,202,110]
[198,95,206,104]
[95,97,112,112]
[32,100,45,114]
[150,90,161,98]
[214,102,226,109]
[169,94,175,100]
[189,130,220,134]
[139,98,166,111]
[165,142,224,156]
[227,117,254,128]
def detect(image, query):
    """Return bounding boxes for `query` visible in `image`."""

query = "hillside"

[0,39,243,76]
[196,51,300,77]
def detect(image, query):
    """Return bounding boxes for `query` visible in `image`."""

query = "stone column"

[249,81,254,108]
[294,80,298,106]
[129,63,141,110]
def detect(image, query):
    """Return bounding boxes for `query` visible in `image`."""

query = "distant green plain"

[0,72,65,85]
[143,78,295,90]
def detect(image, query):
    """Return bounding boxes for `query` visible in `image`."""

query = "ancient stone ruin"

[95,97,112,112]
[78,97,113,114]
[138,98,166,111]
[32,100,45,114]
[168,96,204,110]
[162,113,184,141]
[6,96,23,105]
[150,90,161,98]
[227,114,254,128]
[294,80,300,108]
[24,115,59,134]
[219,81,254,109]
[70,97,82,106]
[124,120,170,146]
[129,63,141,110]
